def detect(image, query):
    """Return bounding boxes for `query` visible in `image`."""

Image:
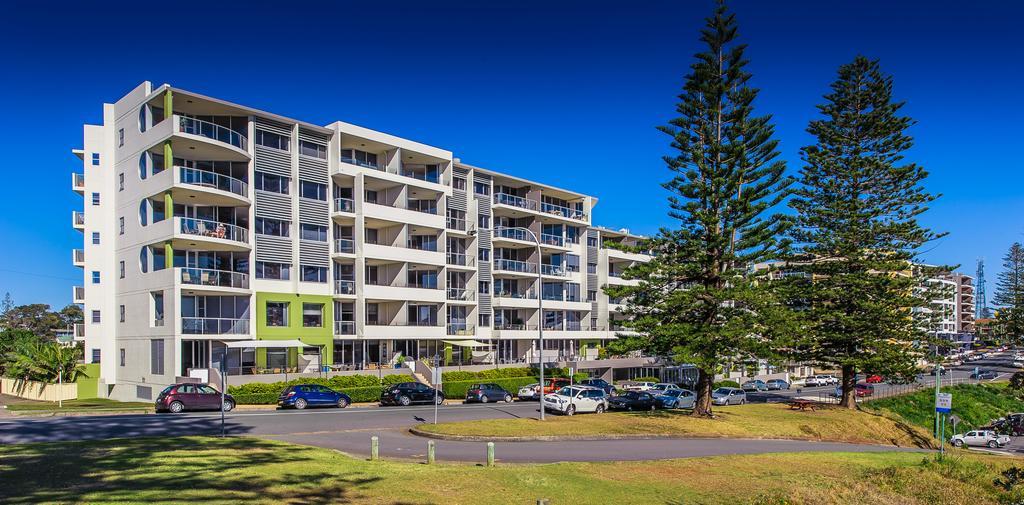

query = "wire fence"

[809,376,982,405]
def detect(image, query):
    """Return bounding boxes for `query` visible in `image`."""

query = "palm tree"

[6,342,86,382]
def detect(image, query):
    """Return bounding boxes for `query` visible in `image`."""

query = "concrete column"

[163,89,173,120]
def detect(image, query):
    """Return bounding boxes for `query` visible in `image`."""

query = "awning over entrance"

[225,339,311,349]
[442,339,491,347]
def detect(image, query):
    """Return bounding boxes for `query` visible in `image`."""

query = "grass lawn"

[418,403,936,448]
[865,382,1024,433]
[4,398,152,413]
[0,436,1017,504]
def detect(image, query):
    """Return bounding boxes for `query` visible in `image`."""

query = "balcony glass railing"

[366,278,441,290]
[406,200,438,214]
[335,238,354,254]
[334,279,355,295]
[334,320,356,335]
[179,167,248,197]
[494,290,537,300]
[366,320,442,327]
[178,267,249,289]
[446,217,466,231]
[494,193,538,211]
[495,323,537,331]
[447,323,475,335]
[334,197,355,213]
[495,227,530,241]
[177,217,248,244]
[406,240,439,252]
[399,168,440,184]
[541,264,566,276]
[540,202,587,221]
[447,288,475,301]
[494,259,537,274]
[540,233,564,247]
[341,156,380,170]
[178,116,247,150]
[181,317,249,335]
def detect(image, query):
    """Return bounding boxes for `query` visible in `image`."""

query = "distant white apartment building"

[70,82,652,401]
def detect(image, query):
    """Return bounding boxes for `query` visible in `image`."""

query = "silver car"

[711,387,746,405]
[655,388,695,409]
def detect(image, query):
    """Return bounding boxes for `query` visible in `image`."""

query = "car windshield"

[160,385,174,395]
[557,387,584,397]
[713,388,733,395]
[621,391,640,399]
[662,390,681,397]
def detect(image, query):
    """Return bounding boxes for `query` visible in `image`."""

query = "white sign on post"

[936,392,952,413]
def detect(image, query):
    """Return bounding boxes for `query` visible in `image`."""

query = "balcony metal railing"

[447,288,475,301]
[540,202,587,221]
[178,116,247,150]
[72,249,85,265]
[181,317,250,335]
[73,211,85,227]
[341,156,380,170]
[335,238,355,254]
[494,193,538,211]
[540,233,564,247]
[334,279,355,295]
[495,323,537,331]
[541,264,566,276]
[447,323,476,336]
[406,240,439,252]
[72,173,85,190]
[446,217,466,231]
[73,286,85,302]
[608,271,623,278]
[494,259,537,274]
[179,167,248,197]
[406,200,438,214]
[334,197,355,213]
[366,278,441,290]
[178,267,249,289]
[176,217,248,244]
[366,320,442,327]
[542,293,564,301]
[334,320,356,335]
[446,252,473,266]
[495,227,530,242]
[494,290,537,300]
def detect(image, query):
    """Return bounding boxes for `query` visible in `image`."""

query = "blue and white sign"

[936,392,952,413]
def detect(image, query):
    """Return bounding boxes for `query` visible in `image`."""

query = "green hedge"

[713,380,742,389]
[442,377,540,399]
[231,385,389,405]
[227,374,415,403]
[441,367,535,382]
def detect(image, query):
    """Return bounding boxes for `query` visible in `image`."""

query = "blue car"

[278,384,351,410]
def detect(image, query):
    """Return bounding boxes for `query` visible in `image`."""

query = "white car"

[648,383,682,395]
[542,386,608,415]
[805,375,839,387]
[951,430,1010,449]
[517,383,540,400]
[622,381,657,392]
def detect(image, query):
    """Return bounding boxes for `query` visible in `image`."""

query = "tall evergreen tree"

[994,242,1024,342]
[786,56,944,408]
[606,2,791,417]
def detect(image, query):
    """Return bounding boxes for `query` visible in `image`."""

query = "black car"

[579,378,616,395]
[972,370,999,380]
[607,391,657,411]
[380,382,445,406]
[465,383,513,403]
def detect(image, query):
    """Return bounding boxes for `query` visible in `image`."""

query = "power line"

[0,268,80,283]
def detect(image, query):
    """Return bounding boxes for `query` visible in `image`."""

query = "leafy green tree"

[606,2,791,417]
[0,328,43,376]
[0,304,63,339]
[6,341,86,383]
[785,56,945,408]
[995,243,1024,343]
[57,304,83,329]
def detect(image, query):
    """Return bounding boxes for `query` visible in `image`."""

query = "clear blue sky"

[1,0,1021,309]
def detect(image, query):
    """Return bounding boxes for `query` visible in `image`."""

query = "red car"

[156,383,235,413]
[865,375,884,384]
[855,383,875,397]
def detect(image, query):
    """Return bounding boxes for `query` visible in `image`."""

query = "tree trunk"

[691,368,715,417]
[839,364,857,408]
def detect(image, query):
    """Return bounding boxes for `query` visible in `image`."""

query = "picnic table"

[788,399,818,411]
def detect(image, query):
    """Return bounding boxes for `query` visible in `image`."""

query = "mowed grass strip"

[418,403,936,448]
[5,398,152,413]
[0,436,1015,505]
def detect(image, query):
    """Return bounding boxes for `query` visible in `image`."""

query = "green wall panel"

[255,292,334,365]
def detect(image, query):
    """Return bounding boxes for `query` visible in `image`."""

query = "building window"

[587,290,597,302]
[302,303,323,327]
[478,215,490,229]
[92,232,100,245]
[119,261,125,279]
[566,254,580,273]
[453,177,466,191]
[138,106,147,133]
[139,153,148,180]
[478,248,490,261]
[299,140,327,159]
[140,248,149,273]
[119,217,125,235]
[300,224,327,242]
[91,348,101,362]
[120,348,126,367]
[255,130,290,151]
[479,313,491,327]
[91,310,101,323]
[92,153,100,166]
[150,339,165,375]
[365,303,379,325]
[92,271,101,284]
[254,217,289,237]
[301,265,328,283]
[119,305,125,322]
[92,192,100,206]
[479,281,490,294]
[474,181,490,196]
[255,261,290,280]
[341,149,378,168]
[266,302,289,327]
[254,172,289,194]
[299,181,327,200]
[118,173,124,191]
[587,237,598,247]
[587,263,597,274]
[118,128,124,147]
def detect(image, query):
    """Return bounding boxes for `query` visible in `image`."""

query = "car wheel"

[481,395,489,403]
[337,398,349,409]
[953,440,964,448]
[740,399,746,405]
[294,398,308,410]
[399,395,411,406]
[595,404,605,414]
[222,400,235,412]
[650,403,656,412]
[504,394,513,403]
[989,440,998,448]
[626,405,633,411]
[168,401,184,414]
[566,404,576,416]
[435,395,444,405]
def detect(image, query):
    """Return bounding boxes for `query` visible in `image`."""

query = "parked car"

[1014,360,1024,369]
[278,384,351,409]
[621,381,658,392]
[833,383,875,398]
[972,370,999,380]
[765,379,790,390]
[805,375,839,387]
[579,378,617,395]
[655,389,696,409]
[711,387,746,405]
[951,430,1011,449]
[156,383,235,414]
[543,386,608,415]
[465,383,513,403]
[648,383,682,395]
[865,375,884,384]
[741,380,768,392]
[517,383,541,401]
[608,391,658,411]
[928,366,948,376]
[517,378,571,400]
[379,382,445,406]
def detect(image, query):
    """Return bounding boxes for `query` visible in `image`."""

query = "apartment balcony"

[72,173,84,194]
[363,279,446,303]
[175,166,249,205]
[540,233,566,248]
[494,226,532,243]
[176,115,248,152]
[362,242,445,266]
[447,323,476,337]
[334,238,355,255]
[334,197,355,214]
[73,323,84,340]
[340,155,381,170]
[363,322,445,339]
[399,167,440,184]
[446,252,475,269]
[446,216,467,232]
[334,320,356,336]
[540,202,588,222]
[606,272,640,286]
[181,317,250,336]
[174,217,250,251]
[364,201,444,229]
[72,249,84,267]
[447,287,476,302]
[72,286,85,304]
[607,247,652,263]
[333,279,355,296]
[493,259,537,277]
[493,193,538,212]
[541,264,567,277]
[493,291,540,309]
[178,267,249,291]
[72,211,85,230]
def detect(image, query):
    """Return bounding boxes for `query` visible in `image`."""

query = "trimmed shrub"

[440,367,536,382]
[227,374,415,404]
[382,374,415,386]
[713,380,742,389]
[441,377,539,399]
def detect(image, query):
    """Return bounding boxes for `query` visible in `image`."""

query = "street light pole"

[495,227,545,420]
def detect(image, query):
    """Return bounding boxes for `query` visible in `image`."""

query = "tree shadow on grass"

[0,436,383,504]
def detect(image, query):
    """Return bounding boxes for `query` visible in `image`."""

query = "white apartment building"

[71,82,651,401]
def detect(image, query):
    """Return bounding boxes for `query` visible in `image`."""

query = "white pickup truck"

[951,430,1010,449]
[804,375,839,387]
